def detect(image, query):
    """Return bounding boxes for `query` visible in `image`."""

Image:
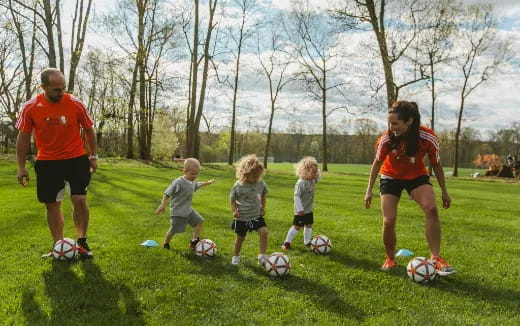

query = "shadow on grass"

[431,276,520,310]
[22,260,144,325]
[181,252,366,322]
[245,263,366,322]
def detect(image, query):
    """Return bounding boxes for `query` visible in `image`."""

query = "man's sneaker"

[433,256,457,276]
[189,238,200,250]
[163,243,171,250]
[231,256,240,265]
[304,242,311,247]
[381,256,397,271]
[257,254,268,266]
[281,242,291,250]
[76,239,93,259]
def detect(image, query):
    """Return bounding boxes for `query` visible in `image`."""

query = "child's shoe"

[231,256,241,265]
[304,242,311,247]
[189,238,200,250]
[432,256,457,276]
[281,242,291,250]
[381,256,397,271]
[163,243,170,250]
[257,254,268,266]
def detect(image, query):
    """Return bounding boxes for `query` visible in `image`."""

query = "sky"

[68,0,520,138]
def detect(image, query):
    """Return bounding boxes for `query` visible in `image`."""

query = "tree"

[451,4,511,176]
[333,0,429,107]
[287,0,351,171]
[257,16,295,168]
[225,0,258,165]
[67,0,93,93]
[186,0,219,159]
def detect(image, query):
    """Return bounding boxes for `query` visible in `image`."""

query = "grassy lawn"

[1,159,518,325]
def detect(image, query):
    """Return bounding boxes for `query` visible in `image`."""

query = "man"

[16,68,98,259]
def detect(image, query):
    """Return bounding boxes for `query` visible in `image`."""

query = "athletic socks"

[304,227,312,244]
[284,226,299,243]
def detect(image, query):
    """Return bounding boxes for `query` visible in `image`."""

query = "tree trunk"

[186,0,199,158]
[192,0,217,159]
[228,46,242,165]
[321,68,328,171]
[126,61,139,159]
[68,0,93,93]
[42,0,57,68]
[453,95,465,177]
[56,0,65,73]
[264,100,275,169]
[365,0,396,107]
[137,0,150,160]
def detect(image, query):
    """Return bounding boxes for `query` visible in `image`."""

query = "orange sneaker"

[432,256,457,276]
[381,256,397,271]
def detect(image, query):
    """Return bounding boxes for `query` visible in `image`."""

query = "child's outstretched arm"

[231,200,240,218]
[199,179,215,187]
[155,194,170,214]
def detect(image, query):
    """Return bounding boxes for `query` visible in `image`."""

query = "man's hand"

[17,168,29,187]
[89,158,98,174]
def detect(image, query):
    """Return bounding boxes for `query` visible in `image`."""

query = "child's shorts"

[293,212,314,226]
[169,210,204,233]
[231,216,267,236]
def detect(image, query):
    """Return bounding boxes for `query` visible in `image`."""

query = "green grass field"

[1,159,518,325]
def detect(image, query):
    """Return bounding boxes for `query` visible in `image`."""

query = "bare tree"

[451,4,511,176]
[257,17,295,168]
[286,0,351,171]
[5,0,38,102]
[67,0,93,93]
[333,0,429,107]
[186,0,219,159]
[225,0,259,165]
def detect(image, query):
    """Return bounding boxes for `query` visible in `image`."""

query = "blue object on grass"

[141,239,159,247]
[395,248,414,257]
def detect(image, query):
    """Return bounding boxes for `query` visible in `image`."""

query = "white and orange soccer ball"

[265,252,291,277]
[195,239,217,257]
[407,257,437,283]
[52,238,77,261]
[310,235,332,254]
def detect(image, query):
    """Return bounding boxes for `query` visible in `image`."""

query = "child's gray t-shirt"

[229,180,268,221]
[164,176,201,217]
[294,178,317,214]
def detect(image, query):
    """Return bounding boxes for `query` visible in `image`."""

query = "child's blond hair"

[296,157,318,180]
[236,154,264,183]
[184,158,200,171]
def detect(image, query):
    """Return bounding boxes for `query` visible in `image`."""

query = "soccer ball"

[195,239,217,257]
[52,238,77,261]
[265,252,291,277]
[407,257,437,283]
[310,235,332,254]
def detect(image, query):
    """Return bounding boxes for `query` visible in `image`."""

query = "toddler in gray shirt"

[229,155,269,266]
[281,157,320,250]
[155,158,214,250]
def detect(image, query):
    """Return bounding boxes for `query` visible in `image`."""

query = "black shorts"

[379,175,431,198]
[34,155,91,203]
[293,212,314,226]
[231,216,267,236]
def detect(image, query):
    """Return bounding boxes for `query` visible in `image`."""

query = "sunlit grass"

[1,159,518,325]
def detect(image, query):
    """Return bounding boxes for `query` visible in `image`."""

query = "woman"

[364,101,456,276]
